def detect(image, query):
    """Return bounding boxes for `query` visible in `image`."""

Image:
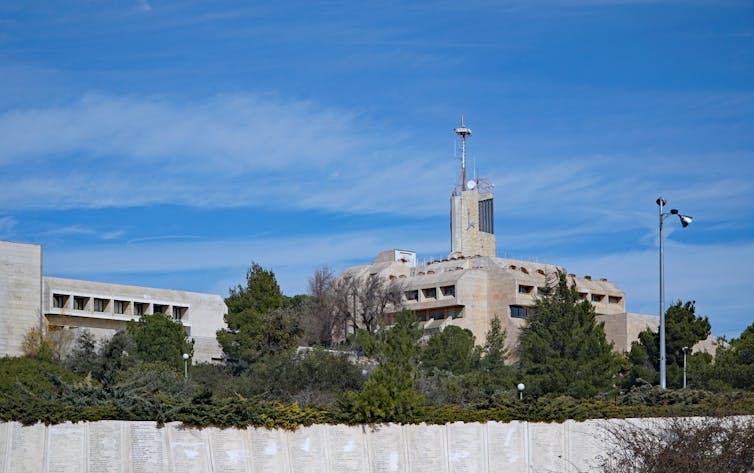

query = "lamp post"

[657,196,693,389]
[517,383,525,400]
[182,353,189,379]
[682,346,689,389]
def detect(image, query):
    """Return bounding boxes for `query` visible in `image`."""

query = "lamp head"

[670,209,679,215]
[517,383,525,392]
[182,353,189,360]
[682,346,689,353]
[656,196,667,207]
[679,214,693,228]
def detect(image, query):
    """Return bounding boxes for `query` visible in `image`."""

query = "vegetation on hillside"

[1,263,753,429]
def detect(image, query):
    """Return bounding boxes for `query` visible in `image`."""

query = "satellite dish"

[466,180,476,190]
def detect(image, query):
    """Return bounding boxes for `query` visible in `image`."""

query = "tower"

[449,117,496,258]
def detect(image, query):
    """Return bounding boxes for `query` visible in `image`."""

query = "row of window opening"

[517,285,622,304]
[404,285,455,302]
[53,294,186,320]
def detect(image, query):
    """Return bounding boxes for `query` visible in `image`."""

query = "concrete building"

[340,119,659,354]
[0,240,226,362]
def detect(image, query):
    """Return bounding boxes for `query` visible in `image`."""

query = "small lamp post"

[517,383,525,400]
[682,346,689,389]
[657,196,693,389]
[182,353,189,379]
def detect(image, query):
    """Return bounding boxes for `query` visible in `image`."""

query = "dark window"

[73,296,88,310]
[134,303,147,316]
[518,285,533,294]
[173,306,187,320]
[404,290,418,302]
[153,304,167,314]
[93,298,107,312]
[608,296,623,304]
[578,292,588,300]
[114,300,127,315]
[537,287,548,296]
[429,309,445,320]
[441,285,455,297]
[53,294,68,309]
[422,288,437,300]
[510,305,529,319]
[479,198,494,234]
[591,294,604,303]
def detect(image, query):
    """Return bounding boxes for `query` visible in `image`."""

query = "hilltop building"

[0,240,226,362]
[341,119,659,354]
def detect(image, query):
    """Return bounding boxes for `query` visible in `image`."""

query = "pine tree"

[518,271,619,398]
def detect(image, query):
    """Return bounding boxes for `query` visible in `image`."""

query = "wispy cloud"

[44,225,124,240]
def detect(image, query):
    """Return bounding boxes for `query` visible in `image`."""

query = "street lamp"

[682,346,689,389]
[517,383,525,400]
[657,196,693,389]
[182,353,189,379]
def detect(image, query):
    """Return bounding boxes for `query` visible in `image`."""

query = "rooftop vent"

[584,275,592,280]
[509,265,517,270]
[536,269,545,275]
[568,273,576,278]
[520,267,529,274]
[600,278,608,282]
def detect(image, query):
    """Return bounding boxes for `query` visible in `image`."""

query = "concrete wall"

[0,241,42,357]
[1,417,745,473]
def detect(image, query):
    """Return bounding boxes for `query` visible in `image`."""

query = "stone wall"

[1,417,738,473]
[0,241,42,357]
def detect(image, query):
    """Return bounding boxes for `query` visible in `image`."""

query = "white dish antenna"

[466,180,476,190]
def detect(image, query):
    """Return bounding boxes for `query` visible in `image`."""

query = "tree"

[217,262,300,367]
[626,300,711,389]
[127,312,193,370]
[703,322,754,390]
[355,274,403,335]
[479,316,509,376]
[345,310,424,422]
[518,271,620,398]
[301,266,339,347]
[420,326,477,375]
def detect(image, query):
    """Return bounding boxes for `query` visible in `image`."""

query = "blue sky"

[1,1,752,338]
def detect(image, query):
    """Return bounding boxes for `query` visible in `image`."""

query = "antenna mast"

[454,115,472,191]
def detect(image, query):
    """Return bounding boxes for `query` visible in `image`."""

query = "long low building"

[0,240,227,362]
[343,250,658,355]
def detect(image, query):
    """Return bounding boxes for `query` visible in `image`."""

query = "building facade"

[339,119,659,355]
[0,240,227,362]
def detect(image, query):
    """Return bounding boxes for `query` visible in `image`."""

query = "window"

[440,285,455,297]
[537,287,548,296]
[173,306,187,320]
[153,304,167,314]
[404,290,418,302]
[429,309,445,320]
[114,300,128,315]
[422,288,437,300]
[510,305,529,319]
[53,294,68,309]
[134,303,147,316]
[93,298,107,312]
[608,296,623,304]
[591,294,604,303]
[518,285,534,294]
[578,292,588,300]
[479,198,494,234]
[73,296,88,310]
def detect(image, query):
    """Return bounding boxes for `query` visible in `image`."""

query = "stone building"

[340,120,659,354]
[0,240,226,362]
